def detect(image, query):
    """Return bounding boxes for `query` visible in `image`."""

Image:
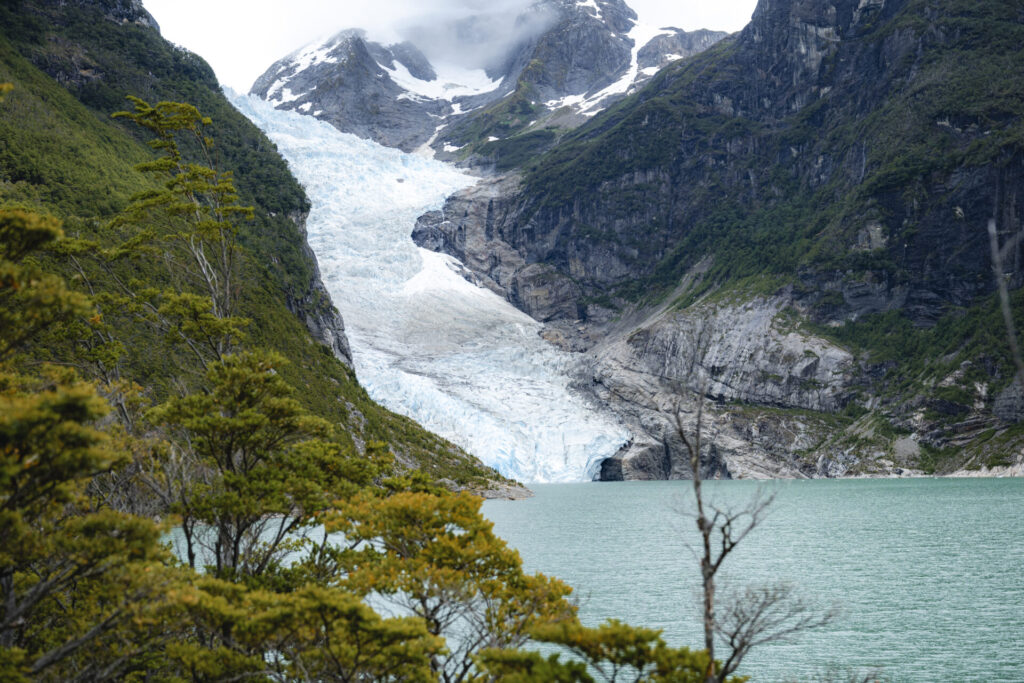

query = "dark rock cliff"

[415,0,1024,478]
[424,0,1024,326]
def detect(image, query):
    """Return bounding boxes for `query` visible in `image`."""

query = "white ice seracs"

[229,91,629,483]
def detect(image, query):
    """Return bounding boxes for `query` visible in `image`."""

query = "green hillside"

[0,0,509,489]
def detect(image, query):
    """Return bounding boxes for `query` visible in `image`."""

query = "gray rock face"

[994,381,1024,423]
[412,174,584,321]
[577,297,860,480]
[637,28,729,70]
[619,299,855,412]
[284,211,354,367]
[503,0,636,102]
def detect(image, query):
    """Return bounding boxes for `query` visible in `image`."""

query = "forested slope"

[0,0,510,488]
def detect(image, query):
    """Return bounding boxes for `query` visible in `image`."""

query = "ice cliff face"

[248,0,727,156]
[229,92,628,483]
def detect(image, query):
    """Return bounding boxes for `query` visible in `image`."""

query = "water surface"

[484,478,1024,682]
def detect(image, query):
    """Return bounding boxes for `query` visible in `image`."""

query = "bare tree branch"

[672,319,832,682]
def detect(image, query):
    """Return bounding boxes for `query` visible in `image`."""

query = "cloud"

[142,0,757,91]
[393,0,557,72]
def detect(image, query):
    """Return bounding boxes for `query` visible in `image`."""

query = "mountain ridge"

[249,0,728,163]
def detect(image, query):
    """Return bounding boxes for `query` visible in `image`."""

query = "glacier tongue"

[229,92,629,483]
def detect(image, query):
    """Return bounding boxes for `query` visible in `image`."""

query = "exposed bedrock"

[576,297,863,480]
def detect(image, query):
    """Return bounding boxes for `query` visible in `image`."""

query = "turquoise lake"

[482,478,1024,682]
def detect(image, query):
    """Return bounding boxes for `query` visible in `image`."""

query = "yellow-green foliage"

[477,619,747,682]
[0,203,702,683]
[0,207,173,681]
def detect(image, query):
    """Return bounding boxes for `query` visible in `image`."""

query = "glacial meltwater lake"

[482,478,1024,682]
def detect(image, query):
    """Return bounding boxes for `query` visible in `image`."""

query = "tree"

[325,489,577,682]
[62,96,254,389]
[166,578,442,682]
[111,97,252,332]
[145,350,338,579]
[477,618,742,683]
[673,379,834,683]
[0,207,176,681]
[0,210,90,362]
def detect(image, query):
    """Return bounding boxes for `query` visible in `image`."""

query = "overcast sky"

[142,0,759,92]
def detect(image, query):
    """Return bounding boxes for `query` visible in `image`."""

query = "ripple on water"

[483,478,1024,683]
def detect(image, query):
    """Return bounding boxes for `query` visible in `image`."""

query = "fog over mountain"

[143,0,755,90]
[392,0,557,73]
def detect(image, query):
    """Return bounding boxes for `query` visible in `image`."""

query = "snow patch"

[579,21,673,115]
[277,87,303,104]
[545,93,587,110]
[577,0,603,20]
[385,61,501,102]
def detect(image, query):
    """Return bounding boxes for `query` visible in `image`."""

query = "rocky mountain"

[249,0,727,162]
[250,30,454,152]
[413,0,1024,479]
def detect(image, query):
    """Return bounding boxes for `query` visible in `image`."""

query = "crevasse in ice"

[229,92,629,483]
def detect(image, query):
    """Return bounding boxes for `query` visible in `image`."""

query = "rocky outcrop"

[577,296,865,480]
[636,28,728,71]
[286,214,353,367]
[500,0,636,103]
[614,299,855,412]
[412,174,585,321]
[74,0,159,29]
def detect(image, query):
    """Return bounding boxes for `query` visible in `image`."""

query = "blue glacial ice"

[230,92,629,483]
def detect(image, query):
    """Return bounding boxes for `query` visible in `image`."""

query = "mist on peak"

[394,0,559,75]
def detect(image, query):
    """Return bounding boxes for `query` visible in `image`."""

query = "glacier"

[229,92,629,483]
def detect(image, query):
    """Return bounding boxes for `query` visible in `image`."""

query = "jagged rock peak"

[250,30,440,106]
